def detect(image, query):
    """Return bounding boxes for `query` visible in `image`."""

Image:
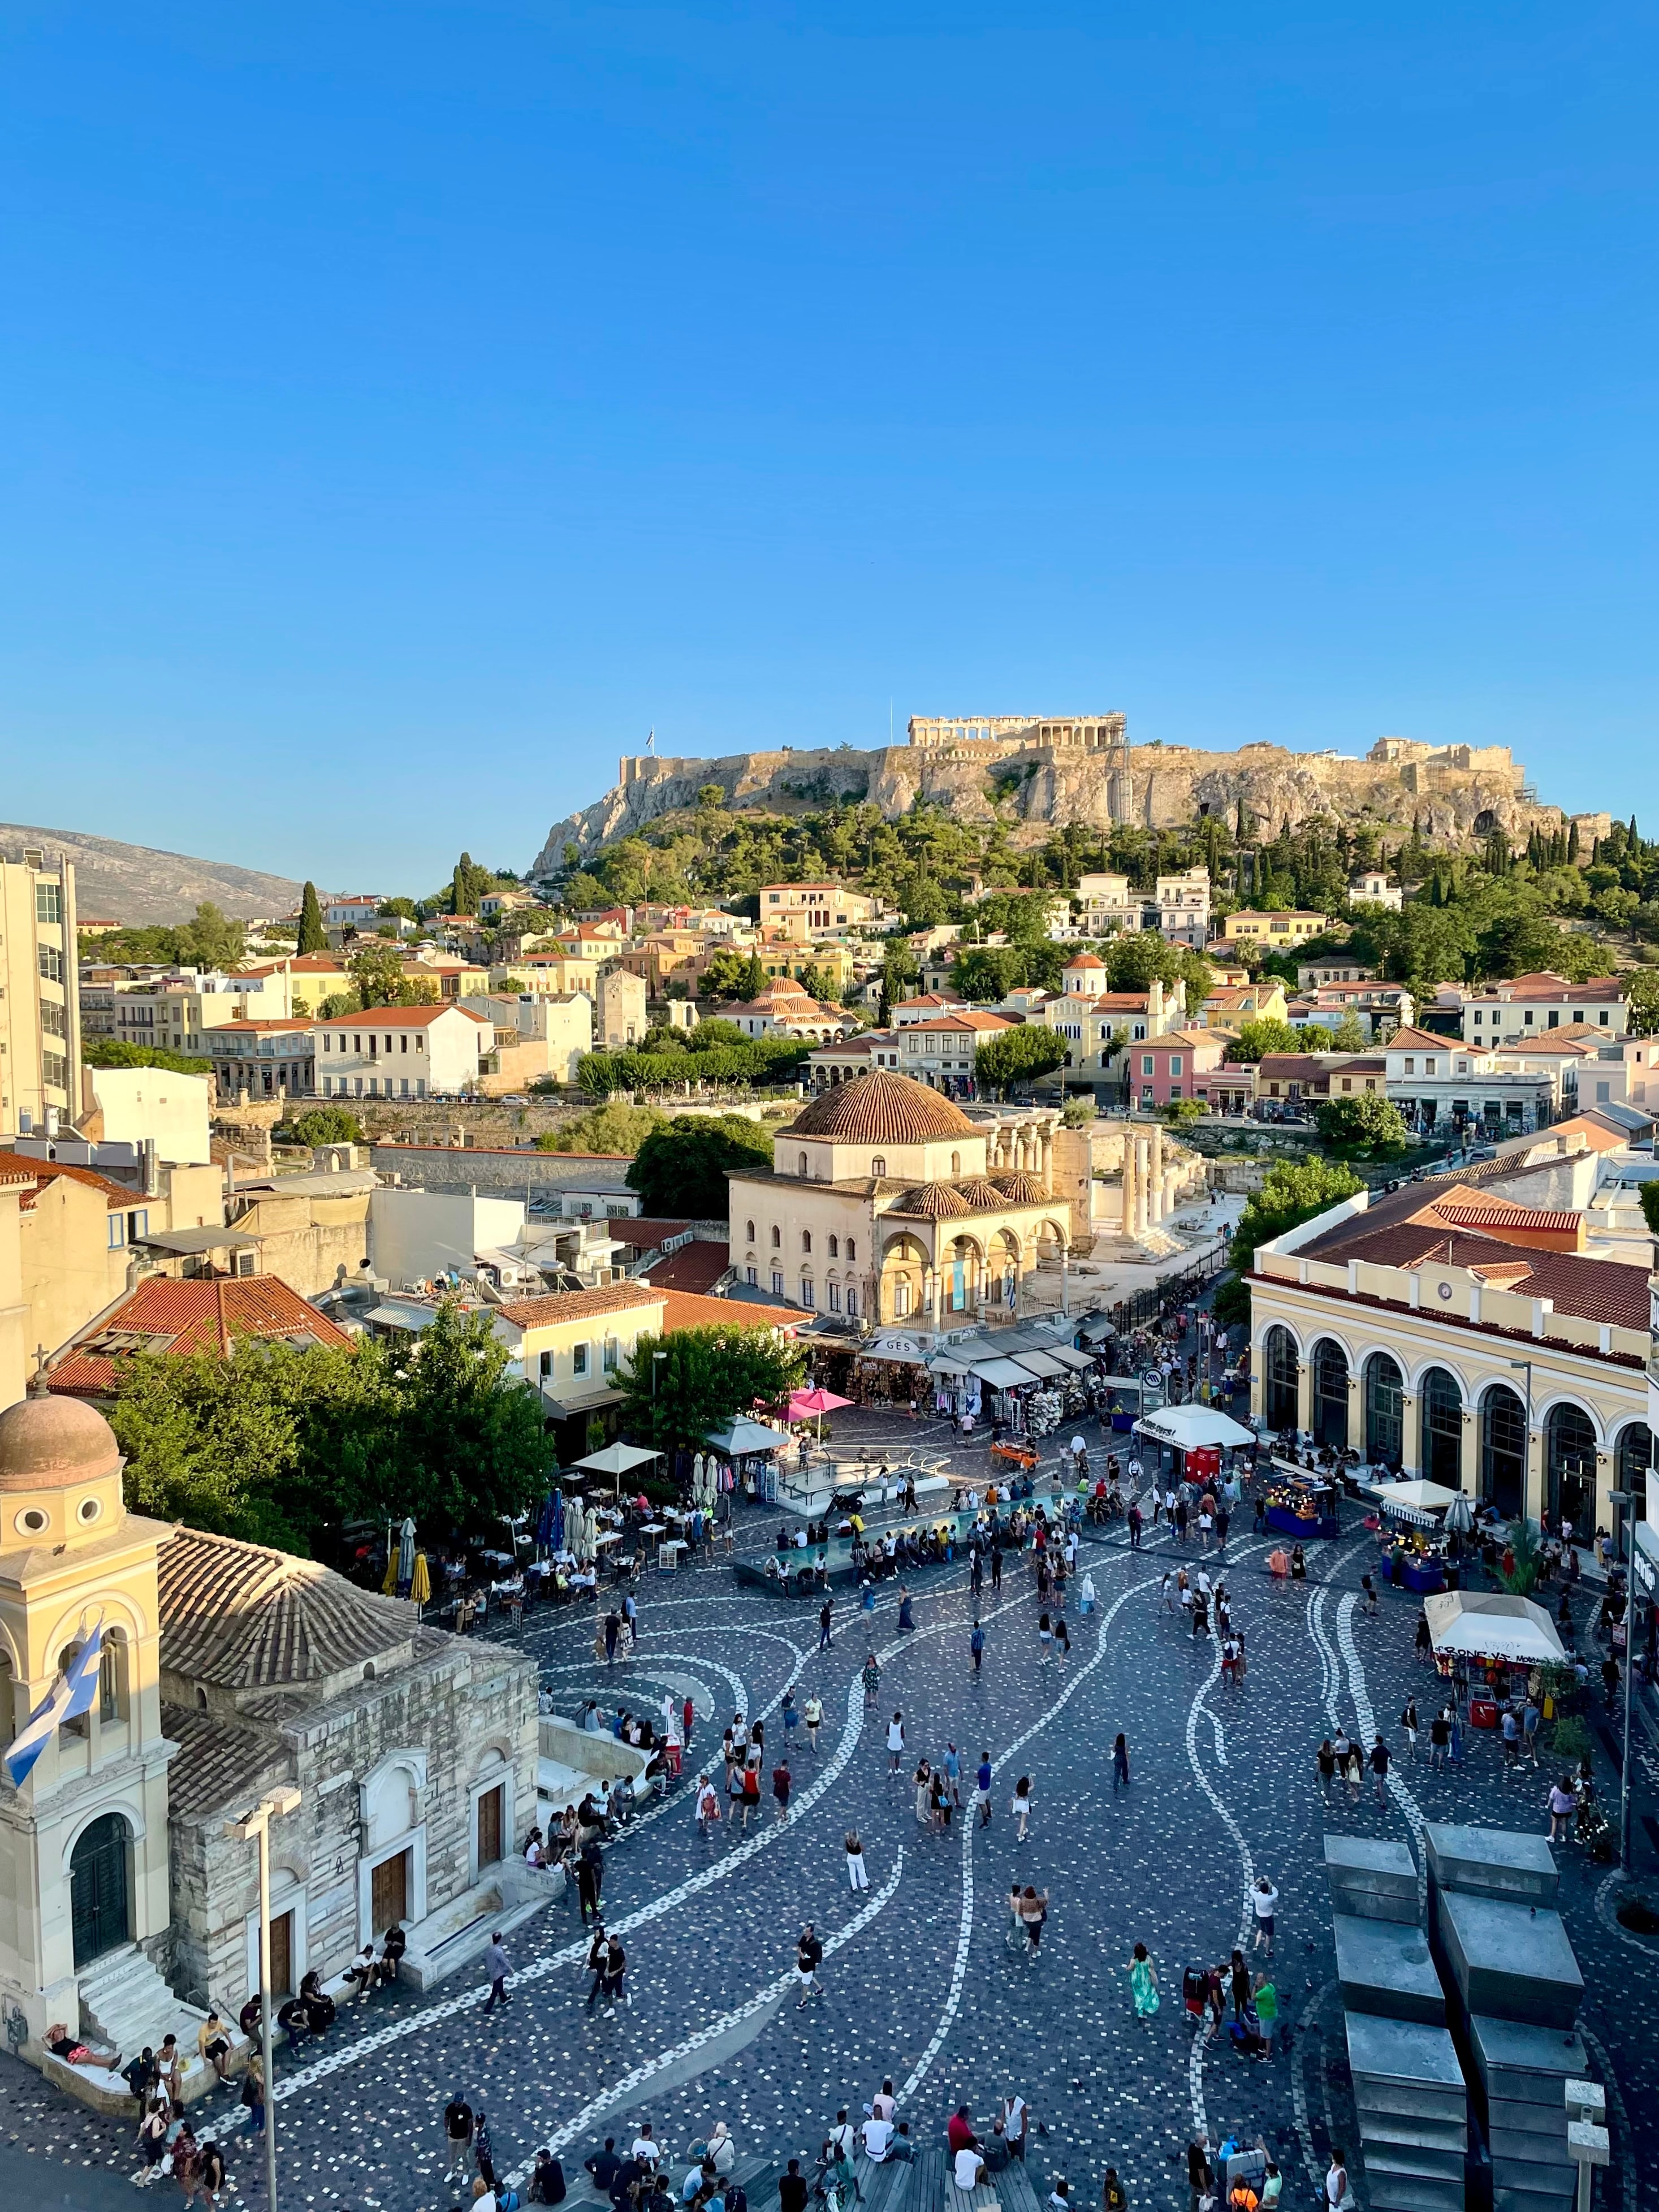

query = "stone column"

[1346,1371,1364,1458]
[1120,1138,1138,1238]
[1134,1139,1151,1239]
[928,1260,941,1336]
[1526,1421,1544,1526]
[1148,1122,1165,1225]
[1040,1126,1054,1193]
[1296,1356,1314,1438]
[1399,1390,1419,1479]
[1458,1409,1475,1496]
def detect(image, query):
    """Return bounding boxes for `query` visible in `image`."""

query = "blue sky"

[2,3,1655,895]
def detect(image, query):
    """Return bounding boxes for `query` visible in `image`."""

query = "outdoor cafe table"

[593,1531,621,1551]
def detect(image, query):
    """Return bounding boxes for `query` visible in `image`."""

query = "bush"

[1550,1716,1593,1765]
[283,1105,366,1147]
[1161,1098,1205,1126]
[83,1039,211,1076]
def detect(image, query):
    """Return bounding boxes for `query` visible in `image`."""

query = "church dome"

[990,1172,1049,1205]
[893,1180,973,1219]
[0,1392,124,1492]
[787,1069,978,1146]
[954,1177,1008,1211]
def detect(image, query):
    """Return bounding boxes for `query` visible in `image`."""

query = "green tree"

[1161,1098,1205,1126]
[379,1299,550,1531]
[1623,969,1659,1038]
[699,949,754,1001]
[628,1114,775,1215]
[1640,1183,1659,1238]
[349,944,439,1008]
[494,975,528,996]
[974,1025,1069,1096]
[175,901,246,972]
[283,1104,366,1147]
[378,896,419,922]
[686,1017,748,1051]
[1229,1019,1307,1062]
[82,1038,211,1075]
[446,852,492,915]
[535,1100,669,1154]
[1312,1091,1411,1159]
[1230,1157,1366,1277]
[297,881,329,954]
[617,1324,805,1455]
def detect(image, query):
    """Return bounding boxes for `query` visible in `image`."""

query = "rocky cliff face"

[532,737,1576,870]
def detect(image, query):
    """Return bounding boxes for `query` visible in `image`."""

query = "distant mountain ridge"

[0,822,309,925]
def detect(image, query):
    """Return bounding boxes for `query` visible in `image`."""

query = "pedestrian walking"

[583,1924,610,2011]
[1317,1739,1337,1798]
[1399,1699,1419,1759]
[897,1585,914,1633]
[1012,1774,1033,1842]
[239,2059,265,2139]
[991,1541,1003,1593]
[1429,1708,1451,1769]
[1523,1697,1541,1765]
[944,1742,964,1808]
[695,1773,721,1839]
[1250,1878,1277,1959]
[887,1712,905,1772]
[772,1755,792,1821]
[863,1653,880,1708]
[1038,1613,1053,1665]
[1112,1732,1130,1794]
[796,1924,823,2007]
[1127,1943,1160,2017]
[819,1600,834,1652]
[445,2097,476,2181]
[975,1751,993,1826]
[600,1934,628,2017]
[846,1829,869,1889]
[1369,1733,1391,1805]
[1053,1613,1070,1667]
[970,1619,985,1674]
[803,1692,824,1753]
[482,1930,511,2015]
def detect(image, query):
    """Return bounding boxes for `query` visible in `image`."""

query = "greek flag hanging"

[4,1626,103,1788]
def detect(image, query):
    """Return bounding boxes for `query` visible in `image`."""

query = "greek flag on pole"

[4,1626,103,1788]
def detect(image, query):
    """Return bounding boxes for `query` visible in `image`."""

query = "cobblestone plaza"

[5,1405,1653,2210]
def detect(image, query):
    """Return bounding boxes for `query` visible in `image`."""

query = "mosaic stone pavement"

[7,1401,1655,2210]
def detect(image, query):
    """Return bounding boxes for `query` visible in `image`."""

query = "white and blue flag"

[4,1626,103,1788]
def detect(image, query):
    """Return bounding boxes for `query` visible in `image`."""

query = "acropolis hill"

[532,716,1601,870]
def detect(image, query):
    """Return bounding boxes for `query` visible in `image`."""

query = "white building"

[313,1004,492,1100]
[1461,971,1628,1045]
[1349,871,1403,911]
[1073,874,1143,938]
[323,895,385,928]
[1154,867,1211,949]
[1381,1026,1556,1139]
[88,1066,214,1167]
[369,1186,529,1289]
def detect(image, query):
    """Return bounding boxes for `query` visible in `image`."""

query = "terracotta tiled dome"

[954,1177,1009,1211]
[0,1392,123,1492]
[788,1069,978,1145]
[893,1180,973,1219]
[990,1172,1049,1204]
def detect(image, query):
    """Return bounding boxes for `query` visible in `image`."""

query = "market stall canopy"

[1076,1314,1117,1342]
[1134,1405,1257,1451]
[1373,1480,1464,1525]
[926,1354,977,1377]
[971,1357,1042,1390]
[1423,1591,1566,1666]
[1009,1351,1069,1380]
[705,1418,788,1457]
[571,1442,662,1477]
[1044,1345,1096,1373]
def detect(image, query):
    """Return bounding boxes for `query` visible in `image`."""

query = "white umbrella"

[397,1517,416,1587]
[1444,1493,1476,1535]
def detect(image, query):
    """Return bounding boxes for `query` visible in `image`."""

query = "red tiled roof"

[213,1018,313,1034]
[495,1282,665,1328]
[603,1219,693,1248]
[644,1241,732,1294]
[657,1288,810,1333]
[21,1160,133,1210]
[50,1277,353,1397]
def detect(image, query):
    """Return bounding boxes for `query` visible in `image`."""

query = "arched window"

[1263,1326,1299,1429]
[801,1230,811,1254]
[951,1151,961,1174]
[745,1220,755,1244]
[1419,1367,1463,1488]
[846,1238,856,1263]
[98,1630,128,1726]
[871,1157,886,1178]
[828,1235,839,1258]
[1363,1351,1403,1468]
[1546,1402,1597,1530]
[1481,1385,1527,1518]
[770,1226,781,1248]
[1616,1424,1654,1559]
[798,1152,808,1176]
[1311,1338,1350,1450]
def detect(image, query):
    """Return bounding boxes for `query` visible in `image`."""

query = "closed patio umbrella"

[410,1552,431,1608]
[398,1516,417,1591]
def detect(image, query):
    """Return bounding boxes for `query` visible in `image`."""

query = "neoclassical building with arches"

[1250,1176,1657,1556]
[0,1391,538,2105]
[728,1070,1074,1333]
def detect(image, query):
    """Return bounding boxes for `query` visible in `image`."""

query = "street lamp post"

[226,1786,303,2211]
[1610,1489,1636,1870]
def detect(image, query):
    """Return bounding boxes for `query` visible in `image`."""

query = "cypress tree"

[297,881,327,954]
[1567,820,1580,863]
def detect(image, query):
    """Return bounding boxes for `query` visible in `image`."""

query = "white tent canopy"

[1423,1590,1566,1666]
[705,1418,787,1457]
[1372,1479,1463,1526]
[1133,1405,1257,1451]
[571,1442,661,1477]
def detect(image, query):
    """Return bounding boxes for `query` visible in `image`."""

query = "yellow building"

[728,1069,1072,1328]
[1248,1175,1654,1545]
[758,939,857,991]
[0,850,79,1139]
[1220,910,1328,948]
[0,1393,178,2075]
[491,1281,668,1459]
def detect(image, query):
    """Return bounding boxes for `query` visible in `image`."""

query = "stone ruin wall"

[533,737,1587,870]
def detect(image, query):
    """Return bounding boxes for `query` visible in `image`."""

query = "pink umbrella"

[788,1385,852,1445]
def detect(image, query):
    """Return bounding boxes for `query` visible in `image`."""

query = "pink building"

[1125,1027,1229,1109]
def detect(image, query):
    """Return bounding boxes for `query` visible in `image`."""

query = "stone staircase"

[73,1943,234,2107]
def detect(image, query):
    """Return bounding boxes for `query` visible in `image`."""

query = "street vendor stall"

[705,1415,787,1504]
[1371,1479,1464,1593]
[1422,1590,1567,1723]
[1132,1403,1257,1489]
[1263,1471,1341,1540]
[570,1441,662,1496]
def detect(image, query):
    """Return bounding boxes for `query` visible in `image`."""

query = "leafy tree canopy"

[1230,1157,1365,1276]
[974,1025,1069,1096]
[83,1038,212,1075]
[283,1104,366,1147]
[628,1113,775,1215]
[1312,1090,1411,1159]
[535,1101,669,1155]
[617,1324,805,1456]
[1228,1018,1307,1062]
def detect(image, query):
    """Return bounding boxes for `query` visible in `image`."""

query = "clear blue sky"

[2,3,1655,896]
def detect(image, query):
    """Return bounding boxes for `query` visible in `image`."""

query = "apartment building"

[1221,909,1329,949]
[1072,874,1144,937]
[313,1004,492,1099]
[1349,871,1403,911]
[0,850,80,1139]
[759,882,880,930]
[111,969,297,1057]
[1154,868,1211,950]
[207,1019,317,1102]
[1460,971,1628,1045]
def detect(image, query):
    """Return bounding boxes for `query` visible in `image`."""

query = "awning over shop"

[135,1225,263,1255]
[1044,1345,1096,1372]
[1133,1405,1257,1451]
[1009,1351,1068,1380]
[1076,1314,1117,1342]
[971,1357,1041,1390]
[1372,1479,1463,1528]
[926,1354,977,1377]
